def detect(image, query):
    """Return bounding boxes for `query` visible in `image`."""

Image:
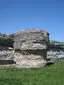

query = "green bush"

[0,38,14,47]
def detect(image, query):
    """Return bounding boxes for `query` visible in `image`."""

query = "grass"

[0,60,64,85]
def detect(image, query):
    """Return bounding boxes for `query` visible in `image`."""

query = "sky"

[0,0,64,41]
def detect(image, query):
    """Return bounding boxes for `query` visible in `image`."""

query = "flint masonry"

[14,28,49,67]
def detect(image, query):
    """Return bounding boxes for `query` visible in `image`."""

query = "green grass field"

[0,60,64,85]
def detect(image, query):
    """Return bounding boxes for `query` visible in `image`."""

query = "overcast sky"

[0,0,64,41]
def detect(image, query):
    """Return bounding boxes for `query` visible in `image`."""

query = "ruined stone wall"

[47,49,64,61]
[1,28,64,67]
[0,50,15,65]
[0,28,49,67]
[13,28,49,67]
[47,40,64,61]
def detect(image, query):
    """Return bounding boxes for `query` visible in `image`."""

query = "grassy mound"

[0,60,64,85]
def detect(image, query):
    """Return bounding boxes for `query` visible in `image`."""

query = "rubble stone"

[14,28,49,50]
[14,28,49,67]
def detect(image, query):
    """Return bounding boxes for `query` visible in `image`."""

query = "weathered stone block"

[14,28,49,50]
[14,28,49,67]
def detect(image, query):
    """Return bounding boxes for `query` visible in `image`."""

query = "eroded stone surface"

[14,52,46,68]
[14,28,49,50]
[0,50,14,60]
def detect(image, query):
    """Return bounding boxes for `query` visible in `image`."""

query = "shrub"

[0,38,14,47]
